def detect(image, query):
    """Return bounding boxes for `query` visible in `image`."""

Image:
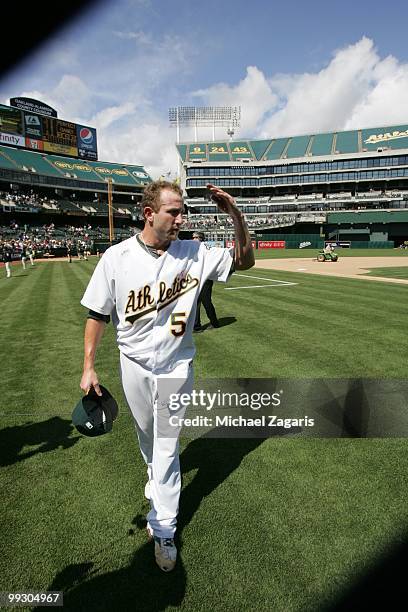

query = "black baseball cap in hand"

[72,385,119,437]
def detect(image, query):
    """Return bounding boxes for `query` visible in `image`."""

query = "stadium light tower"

[169,106,241,143]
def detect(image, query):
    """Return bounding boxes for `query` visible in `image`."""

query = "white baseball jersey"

[81,236,233,372]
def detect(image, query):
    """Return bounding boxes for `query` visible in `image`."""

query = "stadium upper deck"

[178,124,408,199]
[0,145,151,195]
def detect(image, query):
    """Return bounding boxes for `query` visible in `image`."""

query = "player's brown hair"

[141,180,183,216]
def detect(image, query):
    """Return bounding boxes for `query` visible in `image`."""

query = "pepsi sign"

[76,124,98,160]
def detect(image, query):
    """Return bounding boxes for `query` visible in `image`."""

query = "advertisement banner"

[325,241,351,249]
[226,240,257,248]
[25,137,44,151]
[76,125,98,160]
[43,141,78,156]
[24,112,43,139]
[0,132,25,147]
[258,240,285,249]
[53,160,92,173]
[0,104,23,135]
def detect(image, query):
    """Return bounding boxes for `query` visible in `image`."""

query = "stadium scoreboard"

[41,118,78,155]
[0,101,98,161]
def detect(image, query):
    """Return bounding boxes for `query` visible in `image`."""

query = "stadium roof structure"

[176,124,408,163]
[0,145,151,188]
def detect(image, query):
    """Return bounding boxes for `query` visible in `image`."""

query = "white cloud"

[192,37,408,140]
[91,102,136,130]
[113,30,152,44]
[17,75,91,121]
[98,118,177,178]
[192,66,278,136]
[261,37,378,136]
[345,58,408,129]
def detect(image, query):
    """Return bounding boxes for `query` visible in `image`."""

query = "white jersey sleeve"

[80,252,115,315]
[202,245,234,283]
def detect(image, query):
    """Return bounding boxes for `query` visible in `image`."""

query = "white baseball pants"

[119,353,193,538]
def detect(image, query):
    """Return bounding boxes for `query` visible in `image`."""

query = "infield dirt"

[256,256,408,285]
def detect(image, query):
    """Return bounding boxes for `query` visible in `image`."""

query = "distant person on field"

[2,245,12,278]
[192,232,220,332]
[27,243,35,266]
[21,243,27,270]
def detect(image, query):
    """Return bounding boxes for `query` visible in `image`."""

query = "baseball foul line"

[226,273,297,290]
[234,273,296,284]
[225,283,297,290]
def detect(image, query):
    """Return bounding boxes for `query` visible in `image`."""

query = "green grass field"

[362,266,408,279]
[1,258,408,611]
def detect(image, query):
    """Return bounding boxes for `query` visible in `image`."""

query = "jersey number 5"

[170,312,187,337]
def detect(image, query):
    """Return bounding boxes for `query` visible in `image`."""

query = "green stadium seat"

[327,211,408,224]
[285,135,311,159]
[0,146,67,177]
[0,146,20,170]
[176,144,188,162]
[264,138,290,160]
[335,130,359,154]
[88,162,135,185]
[58,199,82,212]
[48,155,103,181]
[0,146,151,188]
[249,139,272,160]
[309,133,335,156]
[120,165,151,186]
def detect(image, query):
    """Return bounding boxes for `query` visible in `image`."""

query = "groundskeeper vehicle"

[317,250,338,262]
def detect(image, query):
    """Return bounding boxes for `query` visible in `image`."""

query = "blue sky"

[1,0,408,177]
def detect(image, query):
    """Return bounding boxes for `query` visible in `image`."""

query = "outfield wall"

[254,233,393,249]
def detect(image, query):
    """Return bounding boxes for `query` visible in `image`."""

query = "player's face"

[153,190,184,242]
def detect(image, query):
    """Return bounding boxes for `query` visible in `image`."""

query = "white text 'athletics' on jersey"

[81,236,233,372]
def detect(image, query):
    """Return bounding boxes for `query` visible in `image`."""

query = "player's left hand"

[207,184,240,217]
[80,368,102,396]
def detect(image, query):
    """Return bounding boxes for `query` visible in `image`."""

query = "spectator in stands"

[192,232,220,333]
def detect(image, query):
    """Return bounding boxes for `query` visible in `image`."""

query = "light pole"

[169,106,241,191]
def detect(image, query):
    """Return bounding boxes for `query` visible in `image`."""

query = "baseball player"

[79,180,254,572]
[26,242,35,266]
[2,244,12,278]
[66,242,72,263]
[77,242,84,260]
[192,232,220,332]
[20,242,27,270]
